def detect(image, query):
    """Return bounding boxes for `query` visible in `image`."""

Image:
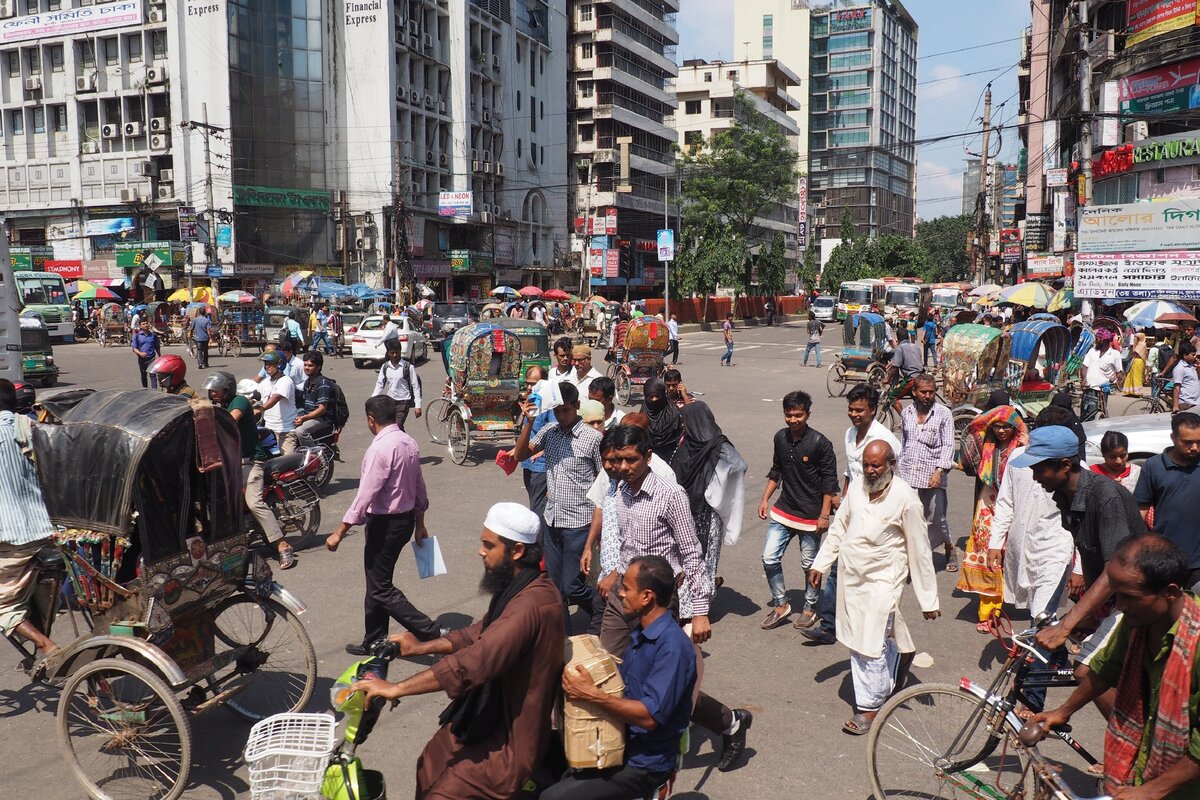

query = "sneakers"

[717,709,753,771]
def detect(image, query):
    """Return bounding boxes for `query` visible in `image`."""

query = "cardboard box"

[562,634,626,769]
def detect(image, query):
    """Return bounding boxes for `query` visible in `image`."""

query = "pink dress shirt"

[342,425,429,525]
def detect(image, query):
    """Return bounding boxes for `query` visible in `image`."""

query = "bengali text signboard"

[1119,56,1200,115]
[1078,200,1200,252]
[0,0,142,45]
[1126,0,1198,47]
[1075,251,1200,299]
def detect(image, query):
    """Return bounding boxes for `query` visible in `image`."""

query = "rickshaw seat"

[35,546,62,569]
[265,452,306,477]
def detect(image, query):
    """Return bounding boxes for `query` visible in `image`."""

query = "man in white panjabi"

[810,440,940,735]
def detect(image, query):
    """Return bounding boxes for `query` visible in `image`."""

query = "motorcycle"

[239,379,339,492]
[246,441,326,551]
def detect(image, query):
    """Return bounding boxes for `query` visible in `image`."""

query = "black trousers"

[362,512,439,645]
[137,356,153,387]
[195,339,210,369]
[523,468,547,520]
[394,400,413,431]
[541,765,672,800]
[665,340,679,364]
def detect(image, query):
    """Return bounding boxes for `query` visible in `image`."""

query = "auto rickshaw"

[607,315,669,406]
[10,389,317,800]
[495,317,551,376]
[19,316,58,386]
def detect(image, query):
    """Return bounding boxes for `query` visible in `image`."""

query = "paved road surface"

[0,321,1110,799]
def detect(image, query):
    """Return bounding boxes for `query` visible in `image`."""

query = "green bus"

[14,270,72,339]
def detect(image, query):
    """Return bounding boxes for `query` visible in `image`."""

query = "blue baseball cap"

[1010,426,1079,468]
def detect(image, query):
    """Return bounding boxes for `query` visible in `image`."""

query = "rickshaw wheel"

[876,403,898,432]
[1122,398,1157,417]
[216,336,226,357]
[424,398,452,444]
[228,336,242,358]
[826,362,847,397]
[212,596,317,722]
[865,363,887,390]
[614,371,632,406]
[448,409,470,465]
[58,657,192,800]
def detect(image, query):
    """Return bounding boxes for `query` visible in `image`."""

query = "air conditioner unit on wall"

[482,111,492,124]
[396,86,407,101]
[150,133,170,150]
[424,96,434,110]
[480,211,493,224]
[124,121,143,136]
[0,0,14,19]
[157,184,174,199]
[411,91,422,106]
[146,65,167,85]
[119,188,139,203]
[134,159,157,177]
[426,149,435,164]
[472,160,482,172]
[77,73,97,92]
[495,163,504,176]
[147,7,165,23]
[149,117,167,132]
[82,141,100,154]
[439,153,448,167]
[159,168,173,182]
[24,77,42,93]
[423,34,432,50]
[102,124,120,139]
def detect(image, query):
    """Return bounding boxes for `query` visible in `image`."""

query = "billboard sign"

[1045,168,1069,187]
[1026,255,1065,278]
[829,7,871,33]
[1078,200,1200,252]
[438,191,474,217]
[1076,251,1200,299]
[1126,0,1198,47]
[1118,56,1200,115]
[0,0,142,45]
[83,217,135,237]
[656,229,674,262]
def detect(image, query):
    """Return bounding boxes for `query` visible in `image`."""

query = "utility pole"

[663,172,670,321]
[183,104,222,293]
[974,85,993,285]
[392,140,404,302]
[1077,0,1095,322]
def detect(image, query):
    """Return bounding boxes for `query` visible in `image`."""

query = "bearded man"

[809,440,941,736]
[350,502,565,799]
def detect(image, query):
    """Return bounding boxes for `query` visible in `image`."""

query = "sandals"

[278,544,297,570]
[843,712,875,735]
[975,620,994,635]
[944,550,960,573]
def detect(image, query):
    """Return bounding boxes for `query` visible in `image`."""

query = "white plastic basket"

[244,712,338,800]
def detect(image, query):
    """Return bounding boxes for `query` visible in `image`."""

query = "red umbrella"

[543,288,569,301]
[518,285,544,297]
[1157,311,1199,324]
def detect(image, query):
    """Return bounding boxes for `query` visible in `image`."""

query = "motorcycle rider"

[294,350,336,440]
[147,354,197,398]
[203,371,295,569]
[257,351,299,455]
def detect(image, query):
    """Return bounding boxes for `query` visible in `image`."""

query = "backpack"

[327,377,350,430]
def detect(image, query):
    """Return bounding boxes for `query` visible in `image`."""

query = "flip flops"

[843,713,874,735]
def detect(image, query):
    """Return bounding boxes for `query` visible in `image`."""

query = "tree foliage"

[676,218,746,319]
[756,233,788,295]
[915,214,973,283]
[819,212,969,290]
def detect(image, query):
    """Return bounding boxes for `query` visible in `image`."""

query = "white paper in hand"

[413,536,447,579]
[531,379,563,414]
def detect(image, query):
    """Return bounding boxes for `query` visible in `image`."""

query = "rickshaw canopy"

[940,324,1011,404]
[32,390,243,563]
[447,322,524,381]
[1008,319,1072,364]
[623,316,670,350]
[494,317,550,372]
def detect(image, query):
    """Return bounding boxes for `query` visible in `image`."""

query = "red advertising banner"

[1119,56,1200,103]
[45,260,83,279]
[1127,0,1199,47]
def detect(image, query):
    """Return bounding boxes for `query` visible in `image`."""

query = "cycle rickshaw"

[607,315,670,406]
[495,317,551,376]
[9,389,317,799]
[938,323,1012,442]
[145,302,177,345]
[98,303,129,347]
[217,301,268,357]
[425,322,524,465]
[826,312,890,397]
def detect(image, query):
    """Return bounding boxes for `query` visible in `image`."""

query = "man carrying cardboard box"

[544,555,696,800]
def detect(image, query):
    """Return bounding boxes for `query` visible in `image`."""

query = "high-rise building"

[807,1,918,240]
[962,159,982,217]
[567,0,679,294]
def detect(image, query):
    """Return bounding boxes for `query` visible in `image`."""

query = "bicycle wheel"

[876,402,898,431]
[826,362,847,397]
[212,595,317,722]
[229,336,242,358]
[58,657,192,800]
[867,682,1029,800]
[1122,397,1159,417]
[866,363,887,390]
[448,409,470,465]
[614,371,632,406]
[425,398,452,444]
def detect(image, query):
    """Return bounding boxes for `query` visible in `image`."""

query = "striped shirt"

[531,419,603,528]
[0,412,55,546]
[615,471,712,616]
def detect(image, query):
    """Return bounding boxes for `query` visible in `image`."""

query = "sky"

[676,0,1031,221]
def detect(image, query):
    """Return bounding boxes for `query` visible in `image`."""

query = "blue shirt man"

[1134,412,1200,579]
[190,313,211,342]
[131,321,160,388]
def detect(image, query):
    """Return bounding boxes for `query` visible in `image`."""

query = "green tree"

[873,235,931,277]
[676,218,746,323]
[755,233,788,295]
[915,214,973,283]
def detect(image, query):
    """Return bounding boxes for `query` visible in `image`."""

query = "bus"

[883,282,931,317]
[836,278,885,320]
[14,270,72,339]
[930,282,968,309]
[0,234,20,383]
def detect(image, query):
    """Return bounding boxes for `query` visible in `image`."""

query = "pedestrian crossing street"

[678,340,837,356]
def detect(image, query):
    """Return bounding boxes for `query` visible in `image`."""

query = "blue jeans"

[803,341,822,366]
[310,330,331,353]
[923,342,938,366]
[544,524,595,627]
[721,341,734,364]
[762,521,819,611]
[816,562,838,636]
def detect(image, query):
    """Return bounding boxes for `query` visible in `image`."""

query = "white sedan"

[351,314,428,367]
[1082,412,1171,466]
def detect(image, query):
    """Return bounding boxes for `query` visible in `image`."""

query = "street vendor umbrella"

[73,284,119,301]
[167,288,192,302]
[192,286,215,305]
[415,283,436,298]
[972,289,1002,307]
[519,285,544,297]
[543,288,570,301]
[280,270,314,296]
[218,290,256,304]
[1157,311,1199,325]
[969,283,1003,297]
[185,302,214,313]
[1046,287,1074,313]
[1124,300,1190,328]
[997,282,1054,308]
[567,294,582,303]
[491,286,518,298]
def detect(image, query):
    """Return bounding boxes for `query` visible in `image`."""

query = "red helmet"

[12,381,35,414]
[148,354,187,392]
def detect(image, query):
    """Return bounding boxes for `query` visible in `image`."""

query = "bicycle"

[866,617,1101,799]
[1122,373,1171,416]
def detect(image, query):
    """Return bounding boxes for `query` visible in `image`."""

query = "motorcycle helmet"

[12,381,35,415]
[147,354,187,392]
[201,371,237,402]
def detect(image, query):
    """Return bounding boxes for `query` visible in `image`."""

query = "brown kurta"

[417,574,565,800]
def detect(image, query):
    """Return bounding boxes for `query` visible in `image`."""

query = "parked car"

[351,313,428,367]
[338,311,366,354]
[811,295,837,323]
[430,300,478,342]
[265,306,310,345]
[1082,412,1170,467]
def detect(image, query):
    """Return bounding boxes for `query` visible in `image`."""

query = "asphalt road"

[1,322,1110,799]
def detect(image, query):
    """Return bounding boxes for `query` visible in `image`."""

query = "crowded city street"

[0,319,1117,799]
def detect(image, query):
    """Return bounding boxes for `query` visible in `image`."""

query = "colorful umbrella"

[1125,300,1191,328]
[167,288,192,302]
[186,302,213,313]
[969,283,1003,297]
[543,288,570,301]
[192,286,215,304]
[519,285,544,298]
[972,290,1001,307]
[997,282,1054,308]
[218,290,257,304]
[490,286,518,298]
[1046,287,1074,313]
[281,270,314,296]
[73,284,119,301]
[1157,311,1199,325]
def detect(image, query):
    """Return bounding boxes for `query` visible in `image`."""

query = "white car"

[351,314,428,367]
[811,295,837,323]
[1082,413,1171,466]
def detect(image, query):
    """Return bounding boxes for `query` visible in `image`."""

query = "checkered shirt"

[897,402,956,489]
[531,419,603,528]
[615,471,712,616]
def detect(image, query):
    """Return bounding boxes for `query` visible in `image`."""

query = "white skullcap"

[484,502,541,545]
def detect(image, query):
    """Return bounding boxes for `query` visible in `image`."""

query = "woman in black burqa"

[642,378,682,462]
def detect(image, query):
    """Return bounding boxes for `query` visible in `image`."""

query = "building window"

[581,42,593,60]
[79,40,94,67]
[517,139,523,157]
[684,99,701,115]
[580,80,593,98]
[32,107,44,134]
[1154,168,1166,184]
[517,90,521,110]
[26,48,40,75]
[580,4,592,21]
[151,31,167,60]
[726,70,738,81]
[6,51,18,77]
[763,13,773,59]
[703,72,712,82]
[579,123,593,141]
[530,103,536,132]
[49,45,63,72]
[103,37,118,65]
[52,104,66,132]
[829,129,870,147]
[127,35,142,62]
[684,130,702,147]
[10,111,23,135]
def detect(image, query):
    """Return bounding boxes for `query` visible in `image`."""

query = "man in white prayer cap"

[352,502,566,800]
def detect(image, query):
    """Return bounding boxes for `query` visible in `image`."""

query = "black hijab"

[671,402,728,516]
[642,378,682,461]
[984,389,1011,411]
[1049,391,1087,460]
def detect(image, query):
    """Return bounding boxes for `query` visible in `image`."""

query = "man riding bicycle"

[885,329,925,412]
